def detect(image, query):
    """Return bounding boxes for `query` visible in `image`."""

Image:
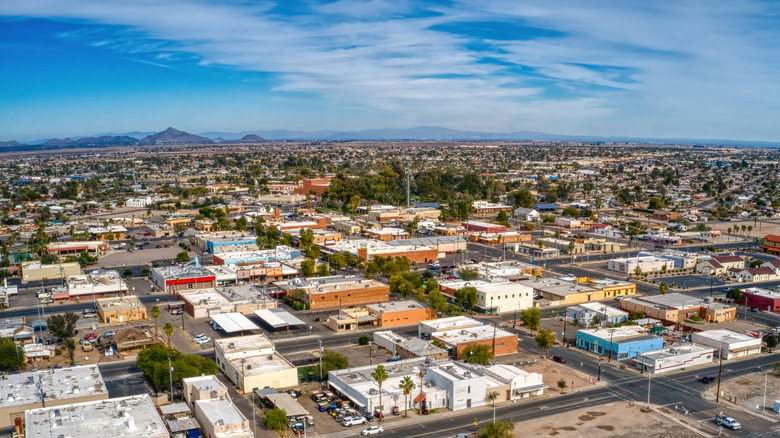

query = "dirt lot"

[706,371,780,415]
[708,218,780,238]
[516,403,699,437]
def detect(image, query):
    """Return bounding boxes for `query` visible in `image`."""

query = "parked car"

[361,425,384,435]
[386,356,402,362]
[342,416,366,426]
[194,337,211,345]
[171,309,183,315]
[716,417,741,430]
[83,333,98,342]
[552,355,566,363]
[701,376,716,383]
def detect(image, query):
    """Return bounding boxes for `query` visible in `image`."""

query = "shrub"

[358,336,370,346]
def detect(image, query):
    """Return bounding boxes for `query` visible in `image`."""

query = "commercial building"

[0,365,108,428]
[690,329,763,359]
[63,270,128,301]
[619,293,736,323]
[24,394,167,438]
[386,236,468,254]
[565,302,629,327]
[273,275,390,310]
[761,234,780,255]
[738,287,780,312]
[264,216,328,232]
[432,325,518,360]
[362,227,410,241]
[607,256,675,274]
[320,240,439,264]
[215,334,297,393]
[538,237,586,255]
[20,261,81,284]
[528,277,636,304]
[372,331,449,360]
[87,225,127,240]
[472,201,513,215]
[462,221,506,234]
[514,244,559,259]
[179,284,278,318]
[576,326,663,361]
[294,177,331,195]
[365,206,441,223]
[203,235,258,254]
[473,260,543,280]
[365,300,434,328]
[46,240,109,256]
[219,261,299,283]
[469,363,546,401]
[554,217,582,229]
[194,398,252,438]
[96,295,146,324]
[211,246,302,265]
[418,316,484,339]
[634,344,715,374]
[183,375,229,404]
[426,361,487,410]
[439,280,533,315]
[152,262,217,297]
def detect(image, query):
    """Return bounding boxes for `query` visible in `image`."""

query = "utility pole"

[608,329,615,363]
[716,348,723,402]
[318,338,323,383]
[251,392,257,438]
[646,367,651,408]
[168,357,174,402]
[562,309,567,346]
[406,164,411,208]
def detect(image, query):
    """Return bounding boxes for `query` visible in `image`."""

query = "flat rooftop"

[578,326,651,342]
[433,325,516,346]
[366,300,429,313]
[743,287,780,299]
[214,246,299,261]
[195,398,248,428]
[153,264,214,279]
[386,236,466,246]
[97,295,143,312]
[572,302,629,317]
[183,375,227,393]
[275,275,385,294]
[430,361,485,382]
[179,289,232,306]
[210,312,260,333]
[0,365,106,408]
[635,293,704,310]
[638,343,714,361]
[330,358,428,399]
[228,352,296,378]
[253,308,305,328]
[25,394,166,438]
[694,329,762,344]
[216,333,274,353]
[420,316,484,332]
[528,278,596,296]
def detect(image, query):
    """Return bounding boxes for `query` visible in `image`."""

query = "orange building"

[761,234,780,255]
[294,177,331,195]
[273,275,390,310]
[366,300,435,328]
[432,325,518,359]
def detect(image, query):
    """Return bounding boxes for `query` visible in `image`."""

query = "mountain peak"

[138,127,213,145]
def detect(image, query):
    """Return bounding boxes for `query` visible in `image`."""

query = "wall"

[306,284,390,310]
[453,335,518,360]
[376,307,435,328]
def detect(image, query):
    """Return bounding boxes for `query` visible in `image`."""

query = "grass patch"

[298,366,315,381]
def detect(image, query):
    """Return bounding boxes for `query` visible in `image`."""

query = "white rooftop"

[571,302,629,317]
[638,343,715,361]
[577,325,651,342]
[419,316,484,332]
[195,397,249,428]
[0,365,106,408]
[24,394,166,438]
[211,313,260,333]
[183,375,227,393]
[216,333,274,353]
[693,329,761,344]
[366,300,429,313]
[743,287,780,299]
[253,308,305,328]
[432,325,515,346]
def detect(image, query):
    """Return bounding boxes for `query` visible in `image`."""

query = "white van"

[342,416,366,427]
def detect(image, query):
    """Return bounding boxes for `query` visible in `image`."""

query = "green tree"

[390,275,414,297]
[175,251,190,263]
[371,365,389,420]
[328,252,346,270]
[512,189,535,209]
[0,338,23,371]
[319,349,349,376]
[457,266,479,281]
[726,288,743,302]
[301,259,316,277]
[659,283,669,295]
[64,338,76,364]
[427,289,448,316]
[478,421,515,438]
[455,287,478,314]
[47,312,79,338]
[40,253,58,264]
[163,322,175,348]
[535,329,556,357]
[519,307,541,333]
[496,210,509,226]
[151,305,161,339]
[557,378,568,393]
[463,344,494,364]
[562,206,579,217]
[399,376,415,417]
[136,344,217,391]
[264,407,288,430]
[317,263,330,277]
[764,333,778,353]
[633,265,643,277]
[648,196,664,210]
[590,315,602,328]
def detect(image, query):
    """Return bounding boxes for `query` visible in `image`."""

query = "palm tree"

[727,227,732,242]
[371,365,389,421]
[163,322,175,348]
[418,370,425,414]
[151,305,161,339]
[399,376,415,417]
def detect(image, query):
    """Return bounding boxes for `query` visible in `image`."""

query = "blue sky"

[2,0,780,141]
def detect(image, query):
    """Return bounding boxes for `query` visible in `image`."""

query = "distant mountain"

[41,136,138,147]
[239,134,266,143]
[0,140,22,147]
[137,127,213,145]
[43,138,75,146]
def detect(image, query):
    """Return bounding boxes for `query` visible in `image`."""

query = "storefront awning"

[514,383,547,393]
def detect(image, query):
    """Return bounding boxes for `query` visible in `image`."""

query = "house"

[513,207,540,222]
[760,234,780,255]
[575,326,663,361]
[729,266,776,283]
[696,255,747,275]
[651,210,680,221]
[690,329,762,359]
[761,259,780,275]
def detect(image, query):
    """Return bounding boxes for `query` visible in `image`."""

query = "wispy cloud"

[2,0,780,138]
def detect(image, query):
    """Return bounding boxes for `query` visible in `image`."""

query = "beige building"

[20,261,81,284]
[96,295,147,324]
[183,375,229,404]
[194,398,252,438]
[0,365,108,428]
[215,334,297,394]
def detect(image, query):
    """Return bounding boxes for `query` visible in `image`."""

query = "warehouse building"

[690,329,762,360]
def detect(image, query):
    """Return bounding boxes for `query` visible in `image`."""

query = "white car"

[194,336,211,345]
[193,334,207,341]
[361,425,384,435]
[342,416,366,426]
[717,417,741,430]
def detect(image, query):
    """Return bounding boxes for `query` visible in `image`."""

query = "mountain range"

[3,126,779,148]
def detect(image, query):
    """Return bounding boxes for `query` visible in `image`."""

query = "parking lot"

[654,274,726,289]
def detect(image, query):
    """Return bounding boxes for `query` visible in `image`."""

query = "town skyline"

[3,1,780,141]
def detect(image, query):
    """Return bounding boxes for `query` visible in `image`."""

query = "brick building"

[432,325,518,359]
[365,300,434,328]
[761,234,780,255]
[273,275,389,310]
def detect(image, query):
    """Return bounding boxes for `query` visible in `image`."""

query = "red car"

[446,275,457,280]
[84,333,98,342]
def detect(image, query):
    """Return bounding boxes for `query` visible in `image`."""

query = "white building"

[513,207,540,222]
[607,256,675,274]
[24,394,167,438]
[183,375,229,404]
[565,302,629,327]
[215,334,297,393]
[66,270,128,301]
[194,398,252,438]
[439,280,533,314]
[125,196,154,208]
[426,361,487,410]
[634,344,715,374]
[690,329,763,360]
[418,316,484,339]
[472,363,546,401]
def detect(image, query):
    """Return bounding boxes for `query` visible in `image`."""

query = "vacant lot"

[516,403,698,437]
[706,371,780,416]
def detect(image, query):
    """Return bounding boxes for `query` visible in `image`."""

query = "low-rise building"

[439,280,533,315]
[555,217,582,229]
[576,326,663,361]
[472,260,543,280]
[462,221,507,234]
[20,261,81,284]
[215,334,297,393]
[203,234,259,254]
[432,325,518,360]
[386,236,468,254]
[179,284,278,318]
[64,270,128,301]
[607,256,675,274]
[539,237,586,254]
[365,300,434,328]
[513,207,541,222]
[373,331,449,360]
[274,275,390,310]
[96,295,146,324]
[152,262,217,297]
[565,302,629,327]
[24,394,167,438]
[690,329,763,359]
[183,375,229,404]
[529,277,636,304]
[619,293,736,323]
[760,234,780,255]
[194,398,252,438]
[46,240,109,256]
[426,361,488,410]
[320,240,439,264]
[696,255,748,275]
[87,225,127,240]
[738,287,780,312]
[418,316,484,339]
[729,266,777,283]
[211,246,302,265]
[634,344,715,374]
[362,227,410,241]
[0,365,108,428]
